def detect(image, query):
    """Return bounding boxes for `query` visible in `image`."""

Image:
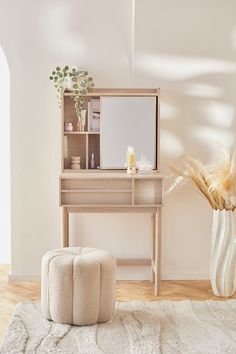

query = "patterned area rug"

[1,300,236,353]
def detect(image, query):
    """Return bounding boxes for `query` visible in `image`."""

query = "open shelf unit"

[62,93,101,171]
[62,88,160,172]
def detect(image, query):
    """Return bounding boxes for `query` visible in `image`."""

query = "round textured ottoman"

[41,247,116,326]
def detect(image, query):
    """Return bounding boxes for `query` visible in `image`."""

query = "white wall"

[0,0,235,279]
[0,47,10,263]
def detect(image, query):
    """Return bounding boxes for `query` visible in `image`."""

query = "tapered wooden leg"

[151,213,156,282]
[62,207,69,247]
[155,208,162,296]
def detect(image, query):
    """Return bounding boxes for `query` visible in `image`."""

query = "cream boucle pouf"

[41,247,116,326]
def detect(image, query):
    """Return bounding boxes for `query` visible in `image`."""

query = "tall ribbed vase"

[210,209,236,297]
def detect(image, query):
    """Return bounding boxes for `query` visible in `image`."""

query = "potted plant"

[49,66,94,122]
[170,149,236,297]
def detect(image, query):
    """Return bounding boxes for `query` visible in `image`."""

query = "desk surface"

[60,171,163,180]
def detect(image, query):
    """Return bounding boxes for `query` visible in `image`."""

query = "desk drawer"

[61,190,132,206]
[61,178,132,191]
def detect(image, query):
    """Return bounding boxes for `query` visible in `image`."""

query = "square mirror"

[100,96,157,169]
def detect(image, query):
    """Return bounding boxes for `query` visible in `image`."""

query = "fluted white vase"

[210,209,236,297]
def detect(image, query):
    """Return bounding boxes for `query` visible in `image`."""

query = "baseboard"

[117,269,210,281]
[8,273,41,282]
[8,269,210,282]
[161,272,210,280]
[117,266,152,280]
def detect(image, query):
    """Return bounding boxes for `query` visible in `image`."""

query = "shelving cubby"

[62,93,101,171]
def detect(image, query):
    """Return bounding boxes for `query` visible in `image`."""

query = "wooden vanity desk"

[59,88,163,295]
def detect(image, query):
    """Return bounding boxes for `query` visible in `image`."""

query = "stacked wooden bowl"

[70,156,81,170]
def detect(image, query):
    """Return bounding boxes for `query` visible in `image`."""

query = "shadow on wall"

[132,0,236,164]
[134,51,236,164]
[0,46,10,263]
[156,79,235,276]
[130,0,236,276]
[144,64,236,275]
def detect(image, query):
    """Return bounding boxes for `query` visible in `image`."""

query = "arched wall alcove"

[0,46,11,263]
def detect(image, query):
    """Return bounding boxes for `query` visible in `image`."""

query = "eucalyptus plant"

[49,66,70,108]
[49,66,94,118]
[70,67,94,118]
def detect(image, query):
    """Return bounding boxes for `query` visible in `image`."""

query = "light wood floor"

[1,265,235,342]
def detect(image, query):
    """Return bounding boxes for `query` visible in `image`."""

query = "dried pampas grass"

[171,149,236,211]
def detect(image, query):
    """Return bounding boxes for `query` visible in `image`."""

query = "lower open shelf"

[61,191,132,206]
[64,134,100,170]
[60,173,162,208]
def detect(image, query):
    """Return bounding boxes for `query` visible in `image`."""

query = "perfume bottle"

[91,153,95,169]
[126,146,136,175]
